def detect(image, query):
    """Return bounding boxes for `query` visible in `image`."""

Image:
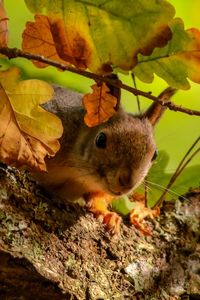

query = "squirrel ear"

[144,87,177,126]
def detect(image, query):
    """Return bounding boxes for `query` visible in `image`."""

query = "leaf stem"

[153,136,200,209]
[0,47,200,116]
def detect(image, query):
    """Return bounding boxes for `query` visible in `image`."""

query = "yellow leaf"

[0,67,20,91]
[24,0,175,73]
[82,83,117,127]
[0,68,63,171]
[134,18,200,89]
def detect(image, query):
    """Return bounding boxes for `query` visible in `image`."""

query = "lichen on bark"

[0,163,199,299]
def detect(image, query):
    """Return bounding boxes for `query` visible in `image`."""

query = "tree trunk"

[0,163,199,300]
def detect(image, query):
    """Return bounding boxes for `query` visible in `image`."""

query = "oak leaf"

[82,83,117,127]
[134,18,200,89]
[0,0,8,47]
[23,0,175,73]
[0,68,63,171]
[22,15,67,68]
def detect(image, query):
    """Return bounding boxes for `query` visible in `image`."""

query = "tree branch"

[0,47,200,117]
[0,164,200,299]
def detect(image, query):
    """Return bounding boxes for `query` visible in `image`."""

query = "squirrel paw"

[100,211,121,235]
[129,204,160,236]
[85,192,121,235]
[87,205,121,235]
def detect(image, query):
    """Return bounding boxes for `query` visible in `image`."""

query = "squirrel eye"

[95,132,107,148]
[152,149,158,161]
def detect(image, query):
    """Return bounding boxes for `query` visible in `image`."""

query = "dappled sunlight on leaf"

[134,18,200,89]
[23,0,175,73]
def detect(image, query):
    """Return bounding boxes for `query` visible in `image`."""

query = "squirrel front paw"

[99,211,121,235]
[129,197,160,235]
[85,192,121,235]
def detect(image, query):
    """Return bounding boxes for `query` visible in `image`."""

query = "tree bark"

[0,163,199,300]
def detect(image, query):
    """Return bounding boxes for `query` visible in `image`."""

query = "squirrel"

[33,82,175,234]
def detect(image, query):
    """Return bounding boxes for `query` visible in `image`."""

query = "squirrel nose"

[118,169,132,187]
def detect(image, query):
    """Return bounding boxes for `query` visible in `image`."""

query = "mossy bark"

[0,164,199,300]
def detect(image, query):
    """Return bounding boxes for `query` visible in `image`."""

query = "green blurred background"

[2,0,200,177]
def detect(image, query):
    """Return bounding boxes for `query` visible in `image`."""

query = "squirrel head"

[75,108,160,196]
[74,86,176,197]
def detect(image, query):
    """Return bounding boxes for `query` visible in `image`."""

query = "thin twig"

[153,136,200,209]
[0,47,200,117]
[174,147,200,180]
[172,136,200,177]
[131,72,141,113]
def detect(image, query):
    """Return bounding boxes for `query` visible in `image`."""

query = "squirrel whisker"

[145,180,188,200]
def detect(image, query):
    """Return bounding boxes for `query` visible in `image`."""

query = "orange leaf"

[22,14,90,69]
[22,15,67,68]
[82,83,117,127]
[0,0,8,47]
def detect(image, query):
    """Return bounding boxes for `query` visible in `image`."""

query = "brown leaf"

[22,15,67,68]
[0,84,47,170]
[50,17,92,69]
[0,0,8,46]
[0,68,63,171]
[22,14,91,69]
[82,83,117,127]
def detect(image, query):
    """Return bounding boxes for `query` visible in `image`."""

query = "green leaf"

[111,196,136,216]
[144,150,200,206]
[23,0,175,73]
[133,18,200,89]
